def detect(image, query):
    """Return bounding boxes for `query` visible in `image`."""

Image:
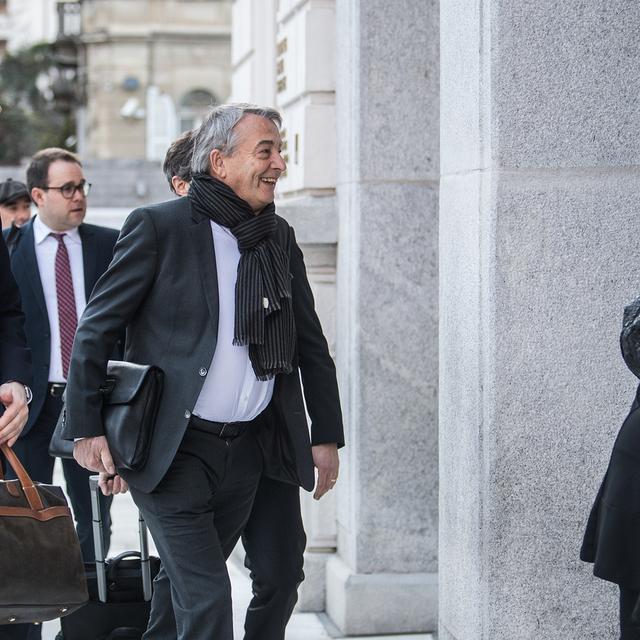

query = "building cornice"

[81,27,230,45]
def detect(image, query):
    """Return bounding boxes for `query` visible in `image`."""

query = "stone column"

[231,0,342,613]
[327,0,439,635]
[274,0,340,612]
[230,0,277,105]
[439,2,640,638]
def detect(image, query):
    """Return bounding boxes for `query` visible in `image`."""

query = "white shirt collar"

[210,220,236,241]
[33,215,82,246]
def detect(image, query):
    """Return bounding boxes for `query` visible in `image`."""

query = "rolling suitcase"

[59,476,161,640]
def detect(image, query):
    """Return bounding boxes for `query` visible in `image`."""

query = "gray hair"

[190,103,282,175]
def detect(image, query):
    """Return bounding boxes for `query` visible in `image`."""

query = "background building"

[0,1,9,56]
[79,0,231,161]
[0,0,232,219]
[3,0,58,53]
[231,1,436,635]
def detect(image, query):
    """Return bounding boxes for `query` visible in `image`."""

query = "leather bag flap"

[103,361,154,405]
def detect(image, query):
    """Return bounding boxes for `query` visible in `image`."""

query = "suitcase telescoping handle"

[89,475,153,604]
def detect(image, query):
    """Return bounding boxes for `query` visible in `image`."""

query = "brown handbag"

[0,443,88,625]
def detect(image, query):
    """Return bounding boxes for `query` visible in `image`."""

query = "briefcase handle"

[0,443,44,511]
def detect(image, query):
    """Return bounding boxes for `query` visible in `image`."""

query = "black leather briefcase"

[50,360,164,471]
[59,476,160,640]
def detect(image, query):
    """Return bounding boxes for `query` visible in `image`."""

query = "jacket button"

[184,410,191,419]
[198,367,207,377]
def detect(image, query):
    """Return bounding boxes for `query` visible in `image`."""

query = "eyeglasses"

[40,181,91,199]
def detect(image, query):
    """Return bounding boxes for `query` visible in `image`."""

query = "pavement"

[41,462,433,640]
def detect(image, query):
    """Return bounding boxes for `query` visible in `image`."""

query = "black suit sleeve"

[0,236,31,385]
[289,227,344,447]
[64,209,158,438]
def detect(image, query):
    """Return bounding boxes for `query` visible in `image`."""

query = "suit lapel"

[78,224,98,299]
[189,209,219,338]
[12,219,47,319]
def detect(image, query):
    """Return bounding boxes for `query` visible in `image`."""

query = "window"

[179,89,217,132]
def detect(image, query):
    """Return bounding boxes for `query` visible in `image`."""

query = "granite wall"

[327,0,440,634]
[439,1,640,638]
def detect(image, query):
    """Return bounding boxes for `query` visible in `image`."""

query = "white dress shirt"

[33,215,87,383]
[193,221,274,422]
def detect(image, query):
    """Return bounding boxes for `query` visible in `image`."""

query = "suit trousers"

[620,587,640,639]
[144,473,307,640]
[130,415,264,640]
[241,475,306,640]
[0,394,113,640]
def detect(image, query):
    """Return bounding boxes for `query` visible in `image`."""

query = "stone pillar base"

[296,549,334,612]
[325,555,438,636]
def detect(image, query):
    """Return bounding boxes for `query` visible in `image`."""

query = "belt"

[47,383,66,397]
[189,414,249,439]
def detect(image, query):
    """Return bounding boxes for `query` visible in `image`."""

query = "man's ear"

[209,149,226,180]
[30,187,45,208]
[171,177,190,197]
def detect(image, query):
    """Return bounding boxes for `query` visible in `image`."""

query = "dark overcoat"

[581,385,640,589]
[0,236,30,385]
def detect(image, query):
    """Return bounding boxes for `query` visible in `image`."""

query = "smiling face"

[30,160,87,231]
[209,114,286,213]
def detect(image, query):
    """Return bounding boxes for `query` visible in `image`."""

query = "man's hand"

[312,443,339,500]
[98,471,129,496]
[0,382,28,446]
[73,435,116,475]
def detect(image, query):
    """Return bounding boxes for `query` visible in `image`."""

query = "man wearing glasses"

[1,147,118,640]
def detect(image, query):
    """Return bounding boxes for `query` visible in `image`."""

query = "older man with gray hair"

[65,103,344,639]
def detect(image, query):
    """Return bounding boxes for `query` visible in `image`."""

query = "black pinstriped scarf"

[188,173,295,380]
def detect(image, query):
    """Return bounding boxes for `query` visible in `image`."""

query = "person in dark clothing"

[0,234,31,444]
[160,127,326,639]
[66,104,344,640]
[0,178,32,254]
[0,232,33,640]
[2,148,116,639]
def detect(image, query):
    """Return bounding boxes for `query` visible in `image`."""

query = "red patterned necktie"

[51,233,78,379]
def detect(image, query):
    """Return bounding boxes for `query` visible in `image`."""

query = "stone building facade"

[439,2,639,638]
[78,0,232,160]
[234,1,640,638]
[231,0,340,614]
[2,0,59,54]
[231,0,437,635]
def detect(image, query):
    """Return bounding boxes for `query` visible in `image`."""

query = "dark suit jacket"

[63,197,344,494]
[0,236,31,385]
[4,217,119,434]
[581,384,640,589]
